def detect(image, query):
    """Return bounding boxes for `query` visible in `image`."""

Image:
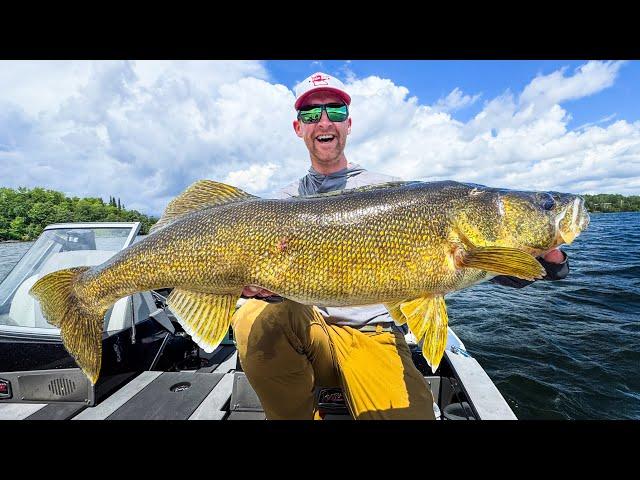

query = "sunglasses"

[297,103,349,124]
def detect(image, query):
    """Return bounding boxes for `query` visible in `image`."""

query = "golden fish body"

[30,180,590,383]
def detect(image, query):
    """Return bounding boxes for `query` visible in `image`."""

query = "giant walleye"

[30,180,589,383]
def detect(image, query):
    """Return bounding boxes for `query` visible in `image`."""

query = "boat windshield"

[0,227,132,329]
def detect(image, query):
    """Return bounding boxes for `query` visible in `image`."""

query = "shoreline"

[588,210,640,214]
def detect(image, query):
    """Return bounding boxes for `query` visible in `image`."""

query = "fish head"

[456,184,590,255]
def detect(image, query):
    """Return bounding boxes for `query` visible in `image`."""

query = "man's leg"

[231,299,340,420]
[326,325,436,420]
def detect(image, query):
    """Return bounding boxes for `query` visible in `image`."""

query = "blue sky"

[266,60,639,128]
[0,60,638,216]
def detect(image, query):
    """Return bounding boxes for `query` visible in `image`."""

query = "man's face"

[293,91,352,168]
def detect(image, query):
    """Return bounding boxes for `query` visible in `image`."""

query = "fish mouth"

[556,196,590,245]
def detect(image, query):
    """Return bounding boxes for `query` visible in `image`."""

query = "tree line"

[583,193,640,213]
[0,187,159,241]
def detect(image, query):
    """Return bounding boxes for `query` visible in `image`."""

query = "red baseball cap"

[294,72,352,110]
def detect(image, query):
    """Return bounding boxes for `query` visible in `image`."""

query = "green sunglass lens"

[326,106,348,121]
[300,108,322,123]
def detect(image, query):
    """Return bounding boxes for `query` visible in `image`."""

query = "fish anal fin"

[399,297,431,320]
[398,296,448,373]
[150,180,257,233]
[167,289,239,353]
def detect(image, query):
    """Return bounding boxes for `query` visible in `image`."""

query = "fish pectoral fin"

[457,245,546,281]
[167,289,240,353]
[150,180,257,233]
[399,296,448,373]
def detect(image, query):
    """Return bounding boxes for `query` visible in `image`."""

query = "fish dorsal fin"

[297,181,421,199]
[167,289,240,353]
[387,296,449,373]
[454,228,546,281]
[150,180,257,233]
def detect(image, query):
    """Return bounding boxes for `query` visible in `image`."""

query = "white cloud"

[0,61,93,116]
[0,60,290,215]
[224,163,279,193]
[0,60,638,220]
[339,61,357,84]
[520,61,625,108]
[433,87,481,112]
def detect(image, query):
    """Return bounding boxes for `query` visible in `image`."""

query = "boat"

[0,222,516,420]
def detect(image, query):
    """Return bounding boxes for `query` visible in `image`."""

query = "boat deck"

[0,346,248,420]
[0,344,516,420]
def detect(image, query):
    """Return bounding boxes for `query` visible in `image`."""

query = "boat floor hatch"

[105,372,225,420]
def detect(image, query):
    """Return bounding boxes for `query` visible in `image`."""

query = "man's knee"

[233,300,292,345]
[233,299,318,344]
[232,299,310,362]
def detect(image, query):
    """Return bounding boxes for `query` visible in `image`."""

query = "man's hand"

[241,286,284,303]
[543,248,565,264]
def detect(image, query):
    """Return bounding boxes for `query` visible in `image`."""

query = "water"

[0,241,33,281]
[0,213,638,419]
[447,212,640,419]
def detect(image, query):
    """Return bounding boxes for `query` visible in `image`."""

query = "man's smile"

[316,134,336,144]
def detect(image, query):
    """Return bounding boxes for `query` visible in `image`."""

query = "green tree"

[53,204,73,223]
[584,193,640,213]
[9,216,27,240]
[0,186,159,240]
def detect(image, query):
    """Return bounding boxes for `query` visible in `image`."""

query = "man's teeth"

[317,135,335,142]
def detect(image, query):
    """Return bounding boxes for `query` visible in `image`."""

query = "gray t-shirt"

[278,163,403,328]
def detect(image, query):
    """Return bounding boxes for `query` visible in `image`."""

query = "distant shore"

[588,210,640,214]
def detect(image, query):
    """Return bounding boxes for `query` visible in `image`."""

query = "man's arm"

[490,249,569,289]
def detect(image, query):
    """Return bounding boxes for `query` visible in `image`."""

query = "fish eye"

[540,194,555,211]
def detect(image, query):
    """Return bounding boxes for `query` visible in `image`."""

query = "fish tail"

[29,267,106,384]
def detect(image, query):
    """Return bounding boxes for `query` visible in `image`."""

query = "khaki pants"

[231,299,435,420]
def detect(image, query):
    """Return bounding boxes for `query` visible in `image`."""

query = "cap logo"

[311,74,329,86]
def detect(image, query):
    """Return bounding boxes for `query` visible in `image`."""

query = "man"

[232,72,568,420]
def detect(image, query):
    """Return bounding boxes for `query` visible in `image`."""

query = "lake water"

[1,212,638,419]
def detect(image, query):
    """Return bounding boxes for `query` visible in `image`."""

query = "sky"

[0,60,638,216]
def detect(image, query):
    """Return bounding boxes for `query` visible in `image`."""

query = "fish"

[29,180,590,383]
